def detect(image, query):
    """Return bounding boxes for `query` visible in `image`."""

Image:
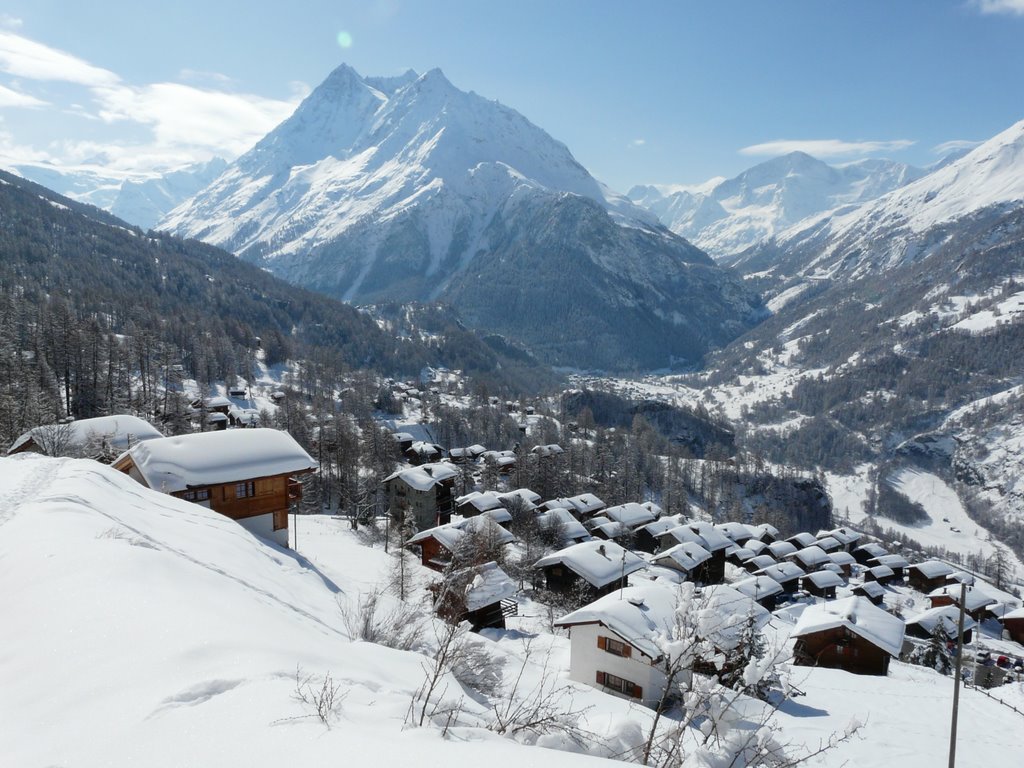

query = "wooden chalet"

[853,542,888,566]
[907,560,955,592]
[432,561,518,631]
[791,597,905,676]
[406,517,516,572]
[384,463,457,530]
[535,540,646,598]
[869,554,910,579]
[732,574,785,611]
[927,585,997,622]
[803,569,844,599]
[112,428,316,547]
[1001,607,1024,644]
[756,561,805,595]
[905,605,976,645]
[852,581,886,606]
[864,565,898,585]
[405,441,444,465]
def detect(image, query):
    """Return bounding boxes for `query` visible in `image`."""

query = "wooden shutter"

[597,636,607,650]
[632,684,643,699]
[622,644,632,658]
[596,671,606,685]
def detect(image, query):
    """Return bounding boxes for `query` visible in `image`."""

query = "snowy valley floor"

[2,454,1023,767]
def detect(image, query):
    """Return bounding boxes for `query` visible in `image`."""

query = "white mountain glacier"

[629,152,926,258]
[160,64,762,370]
[10,158,228,230]
[732,118,1024,281]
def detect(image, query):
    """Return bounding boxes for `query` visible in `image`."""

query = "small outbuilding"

[907,560,955,592]
[535,540,646,597]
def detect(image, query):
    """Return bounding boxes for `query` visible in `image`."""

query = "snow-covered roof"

[853,581,886,599]
[604,502,657,529]
[805,570,844,589]
[660,525,707,548]
[732,575,784,601]
[747,554,778,571]
[637,515,685,538]
[788,532,819,548]
[750,523,780,541]
[716,522,754,542]
[909,560,955,579]
[567,493,605,515]
[927,585,996,612]
[10,415,163,456]
[384,462,457,492]
[407,441,443,456]
[531,444,564,457]
[829,551,856,566]
[907,605,978,638]
[745,539,769,555]
[791,596,906,657]
[590,520,629,539]
[871,554,910,569]
[392,431,414,442]
[687,521,733,552]
[116,428,316,492]
[453,561,517,612]
[767,540,798,558]
[534,540,646,589]
[757,561,805,583]
[695,585,772,651]
[729,547,756,563]
[791,545,831,568]
[868,565,895,579]
[824,527,863,545]
[536,507,589,543]
[1003,606,1024,621]
[456,491,503,513]
[815,536,842,551]
[652,541,712,572]
[855,542,888,558]
[641,501,663,517]
[555,583,679,659]
[482,506,513,525]
[407,516,516,550]
[496,488,541,508]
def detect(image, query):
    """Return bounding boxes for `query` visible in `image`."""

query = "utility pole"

[947,577,971,768]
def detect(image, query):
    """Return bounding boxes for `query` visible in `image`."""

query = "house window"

[596,671,642,699]
[598,636,632,658]
[181,489,210,502]
[235,481,256,499]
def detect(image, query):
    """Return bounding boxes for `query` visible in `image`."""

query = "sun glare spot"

[336,30,354,49]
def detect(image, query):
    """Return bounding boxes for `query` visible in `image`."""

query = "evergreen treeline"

[0,170,548,445]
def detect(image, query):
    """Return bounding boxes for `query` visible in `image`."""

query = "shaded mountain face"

[629,152,926,258]
[160,64,763,371]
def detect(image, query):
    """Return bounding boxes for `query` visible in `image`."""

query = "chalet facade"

[384,463,457,530]
[907,560,955,592]
[555,585,676,708]
[112,428,316,547]
[791,597,905,676]
[433,561,517,631]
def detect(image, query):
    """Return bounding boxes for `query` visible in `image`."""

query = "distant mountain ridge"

[161,64,763,370]
[629,152,927,258]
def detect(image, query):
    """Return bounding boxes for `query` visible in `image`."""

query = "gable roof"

[11,415,163,456]
[536,506,590,543]
[534,540,646,589]
[652,541,712,572]
[555,583,679,659]
[907,605,978,637]
[452,561,517,612]
[909,560,955,579]
[115,428,316,492]
[757,561,805,583]
[732,574,784,601]
[384,462,458,492]
[604,502,657,529]
[791,596,905,657]
[804,570,844,589]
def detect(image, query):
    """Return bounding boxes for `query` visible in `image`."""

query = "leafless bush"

[340,589,424,651]
[291,665,347,727]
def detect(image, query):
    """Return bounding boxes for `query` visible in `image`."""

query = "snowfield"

[2,455,1023,768]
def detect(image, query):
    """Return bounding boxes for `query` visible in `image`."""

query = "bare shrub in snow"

[340,589,423,651]
[290,666,347,727]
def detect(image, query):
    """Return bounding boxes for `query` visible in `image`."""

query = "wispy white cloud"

[628,138,646,148]
[0,82,46,108]
[933,138,984,155]
[0,14,22,29]
[0,30,303,173]
[93,81,299,163]
[971,0,1024,15]
[739,138,915,158]
[0,30,119,86]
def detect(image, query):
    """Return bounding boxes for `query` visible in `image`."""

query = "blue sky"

[0,0,1022,191]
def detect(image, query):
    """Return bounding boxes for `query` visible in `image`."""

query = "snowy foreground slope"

[3,455,1023,767]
